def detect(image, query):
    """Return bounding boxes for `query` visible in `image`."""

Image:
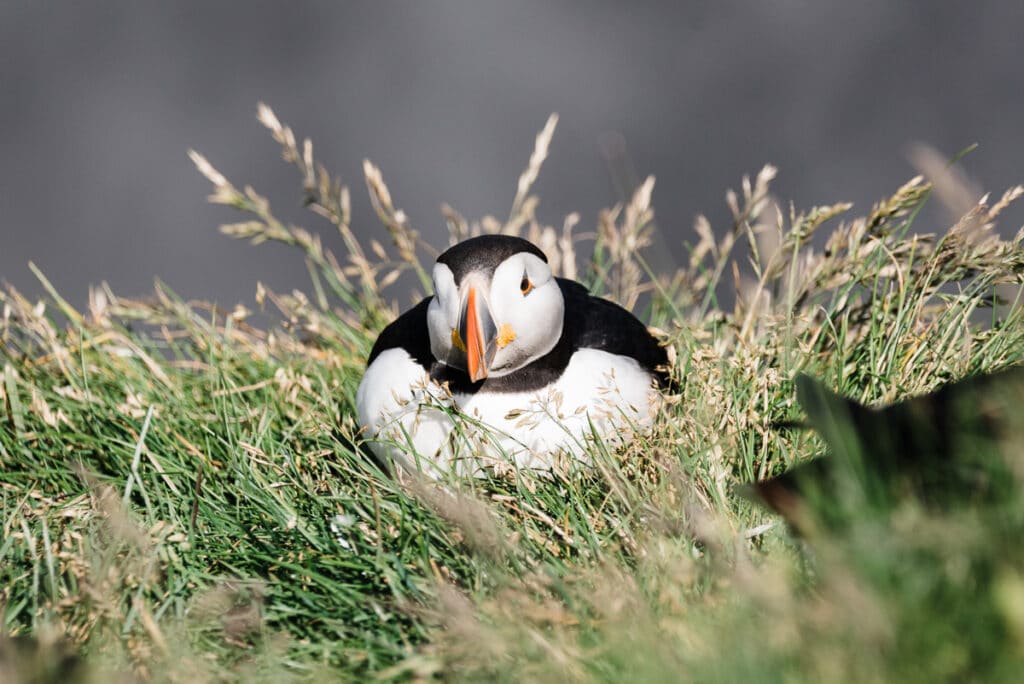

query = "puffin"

[356,234,671,477]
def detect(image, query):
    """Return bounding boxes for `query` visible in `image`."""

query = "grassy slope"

[2,109,1024,682]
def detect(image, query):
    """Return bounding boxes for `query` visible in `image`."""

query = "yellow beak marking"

[451,328,466,352]
[496,323,517,349]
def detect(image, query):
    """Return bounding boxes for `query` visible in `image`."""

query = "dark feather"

[747,365,1024,532]
[436,235,547,285]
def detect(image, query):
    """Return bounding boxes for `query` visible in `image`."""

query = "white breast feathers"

[356,347,662,478]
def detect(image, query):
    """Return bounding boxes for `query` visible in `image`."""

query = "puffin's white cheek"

[534,289,564,340]
[427,302,452,359]
[445,295,459,327]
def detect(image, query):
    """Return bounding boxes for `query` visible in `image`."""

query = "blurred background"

[2,2,1022,308]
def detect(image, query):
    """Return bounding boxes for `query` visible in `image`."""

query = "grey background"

[2,2,1022,309]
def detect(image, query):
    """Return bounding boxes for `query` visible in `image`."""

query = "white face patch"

[487,253,563,375]
[427,263,459,363]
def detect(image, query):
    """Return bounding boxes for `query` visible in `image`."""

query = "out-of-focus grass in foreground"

[2,107,1024,682]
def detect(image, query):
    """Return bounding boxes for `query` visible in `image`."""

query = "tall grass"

[1,105,1023,681]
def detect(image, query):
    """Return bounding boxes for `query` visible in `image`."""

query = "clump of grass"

[1,104,1023,682]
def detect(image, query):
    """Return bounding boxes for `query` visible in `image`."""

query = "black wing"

[366,297,436,371]
[558,278,671,389]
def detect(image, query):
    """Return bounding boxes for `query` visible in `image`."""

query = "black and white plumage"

[356,235,670,477]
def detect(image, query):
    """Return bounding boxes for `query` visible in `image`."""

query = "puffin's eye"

[520,273,533,295]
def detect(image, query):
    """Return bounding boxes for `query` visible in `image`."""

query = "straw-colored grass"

[2,105,1023,682]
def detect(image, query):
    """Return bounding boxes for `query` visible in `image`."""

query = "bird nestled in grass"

[749,366,1024,534]
[356,234,672,477]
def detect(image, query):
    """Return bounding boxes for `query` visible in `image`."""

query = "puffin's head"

[426,235,564,382]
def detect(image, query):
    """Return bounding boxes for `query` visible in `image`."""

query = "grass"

[2,105,1024,682]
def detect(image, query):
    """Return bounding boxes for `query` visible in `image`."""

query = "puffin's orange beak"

[458,285,497,382]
